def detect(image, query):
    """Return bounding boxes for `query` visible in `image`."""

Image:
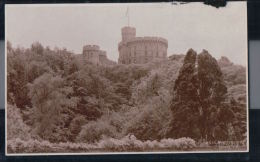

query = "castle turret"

[118,26,168,64]
[82,45,100,65]
[121,26,136,42]
[83,45,100,54]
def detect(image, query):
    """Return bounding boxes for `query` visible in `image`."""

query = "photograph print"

[5,2,248,154]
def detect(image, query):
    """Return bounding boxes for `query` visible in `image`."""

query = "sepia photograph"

[5,2,248,155]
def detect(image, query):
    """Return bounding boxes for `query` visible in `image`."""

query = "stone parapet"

[118,36,168,51]
[83,45,100,51]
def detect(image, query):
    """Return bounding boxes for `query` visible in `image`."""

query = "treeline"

[7,41,247,148]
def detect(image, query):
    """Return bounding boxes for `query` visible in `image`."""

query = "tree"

[197,50,227,106]
[168,49,236,141]
[197,50,234,141]
[68,115,87,142]
[76,119,117,143]
[168,49,201,139]
[7,104,31,140]
[27,73,77,142]
[31,42,44,55]
[7,48,31,108]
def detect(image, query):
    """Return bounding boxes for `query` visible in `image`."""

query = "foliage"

[126,90,172,140]
[98,135,196,151]
[168,49,201,139]
[6,42,247,152]
[197,50,231,141]
[76,119,118,143]
[7,105,31,140]
[27,73,78,142]
[218,56,246,86]
[168,49,244,142]
[7,135,197,153]
[67,115,87,142]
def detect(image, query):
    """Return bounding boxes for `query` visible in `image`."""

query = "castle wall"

[99,51,108,64]
[118,36,168,64]
[82,45,101,65]
[82,45,115,66]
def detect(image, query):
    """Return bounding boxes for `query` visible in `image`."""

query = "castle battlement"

[119,37,168,49]
[121,27,136,34]
[122,26,136,30]
[118,38,168,50]
[81,45,115,66]
[118,26,168,64]
[83,45,100,51]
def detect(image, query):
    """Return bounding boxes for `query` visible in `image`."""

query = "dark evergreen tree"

[197,50,234,141]
[169,49,236,141]
[168,49,201,139]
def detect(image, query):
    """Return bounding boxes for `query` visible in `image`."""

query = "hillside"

[6,42,247,153]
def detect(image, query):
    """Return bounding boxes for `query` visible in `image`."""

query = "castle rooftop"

[83,45,100,51]
[118,36,168,50]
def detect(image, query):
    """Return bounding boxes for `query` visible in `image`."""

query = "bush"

[158,137,196,150]
[7,138,97,153]
[97,135,144,151]
[8,138,53,153]
[97,135,196,152]
[125,91,172,140]
[7,104,31,140]
[7,135,196,153]
[76,119,118,143]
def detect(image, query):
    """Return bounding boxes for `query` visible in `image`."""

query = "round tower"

[121,26,136,42]
[82,45,100,65]
[83,45,100,54]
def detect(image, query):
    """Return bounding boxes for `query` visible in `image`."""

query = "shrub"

[7,104,31,140]
[76,119,118,143]
[7,138,97,153]
[125,92,172,140]
[97,135,144,151]
[96,135,196,152]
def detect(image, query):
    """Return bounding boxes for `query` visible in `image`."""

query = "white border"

[5,2,249,156]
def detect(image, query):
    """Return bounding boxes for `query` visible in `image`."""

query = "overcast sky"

[6,2,247,65]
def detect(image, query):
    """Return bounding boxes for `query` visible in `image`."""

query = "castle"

[82,45,115,65]
[118,26,168,64]
[81,26,168,65]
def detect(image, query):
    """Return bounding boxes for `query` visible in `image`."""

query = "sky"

[5,2,247,65]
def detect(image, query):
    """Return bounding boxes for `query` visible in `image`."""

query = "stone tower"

[81,45,115,66]
[118,26,168,64]
[82,45,100,65]
[121,26,136,42]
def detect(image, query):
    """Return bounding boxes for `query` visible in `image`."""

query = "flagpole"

[126,6,129,26]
